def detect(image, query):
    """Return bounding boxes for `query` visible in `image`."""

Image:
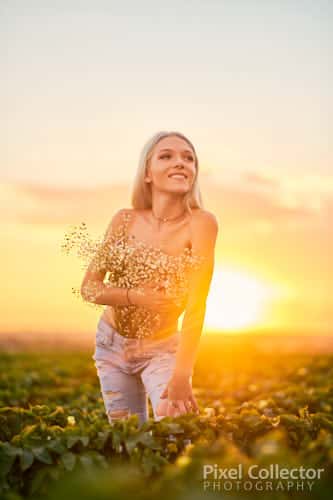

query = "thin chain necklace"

[151,208,187,224]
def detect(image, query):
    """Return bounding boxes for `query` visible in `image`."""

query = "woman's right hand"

[129,285,186,313]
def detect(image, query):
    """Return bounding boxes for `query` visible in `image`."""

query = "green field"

[1,336,333,499]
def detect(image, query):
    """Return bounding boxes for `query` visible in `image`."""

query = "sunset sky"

[1,1,332,338]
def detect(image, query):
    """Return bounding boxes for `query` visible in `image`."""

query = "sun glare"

[204,267,277,332]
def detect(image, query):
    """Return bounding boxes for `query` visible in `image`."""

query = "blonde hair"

[131,131,204,214]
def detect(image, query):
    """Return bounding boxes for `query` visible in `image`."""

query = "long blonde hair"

[131,131,204,214]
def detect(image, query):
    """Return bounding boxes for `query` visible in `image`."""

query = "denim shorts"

[92,316,181,425]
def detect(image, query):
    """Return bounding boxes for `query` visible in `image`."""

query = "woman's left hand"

[158,374,199,417]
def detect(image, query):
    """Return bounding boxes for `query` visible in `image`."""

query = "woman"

[80,131,218,425]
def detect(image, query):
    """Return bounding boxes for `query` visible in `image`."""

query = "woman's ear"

[144,164,152,183]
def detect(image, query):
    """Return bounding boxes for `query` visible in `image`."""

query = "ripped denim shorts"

[92,316,181,425]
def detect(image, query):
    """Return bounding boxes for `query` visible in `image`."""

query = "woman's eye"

[160,154,193,161]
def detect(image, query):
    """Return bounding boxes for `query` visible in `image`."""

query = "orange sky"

[1,171,331,338]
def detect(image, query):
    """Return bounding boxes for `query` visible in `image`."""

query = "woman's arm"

[172,210,219,378]
[80,208,132,306]
[80,208,187,311]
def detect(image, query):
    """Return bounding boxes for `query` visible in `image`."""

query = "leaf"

[241,413,263,430]
[79,436,90,446]
[61,451,76,471]
[66,435,90,449]
[162,422,185,434]
[94,431,111,450]
[21,424,39,441]
[141,450,169,476]
[0,443,17,478]
[66,436,80,449]
[298,405,311,421]
[32,446,53,464]
[20,449,34,471]
[111,429,123,450]
[1,443,23,458]
[46,438,67,455]
[138,432,163,450]
[312,413,333,431]
[124,434,141,455]
[29,467,49,495]
[280,414,301,428]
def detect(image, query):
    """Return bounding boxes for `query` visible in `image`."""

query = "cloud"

[0,171,329,231]
[241,170,280,190]
[198,174,318,231]
[0,182,132,225]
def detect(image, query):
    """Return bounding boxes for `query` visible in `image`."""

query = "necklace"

[151,208,187,223]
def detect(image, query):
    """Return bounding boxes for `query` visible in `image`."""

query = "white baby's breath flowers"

[61,211,205,338]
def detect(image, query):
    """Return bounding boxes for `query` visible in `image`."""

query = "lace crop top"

[61,210,205,338]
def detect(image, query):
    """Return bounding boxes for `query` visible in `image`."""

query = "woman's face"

[145,136,197,195]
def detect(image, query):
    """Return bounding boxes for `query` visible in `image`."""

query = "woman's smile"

[169,174,187,181]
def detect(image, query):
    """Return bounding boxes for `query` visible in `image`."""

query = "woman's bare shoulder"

[189,209,219,258]
[103,207,132,238]
[111,207,142,220]
[121,208,146,217]
[191,208,219,231]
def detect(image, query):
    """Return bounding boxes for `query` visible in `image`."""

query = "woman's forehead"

[154,137,194,154]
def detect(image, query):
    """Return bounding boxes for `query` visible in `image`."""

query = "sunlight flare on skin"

[204,267,281,332]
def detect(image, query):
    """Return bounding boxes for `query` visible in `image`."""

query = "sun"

[204,267,277,332]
